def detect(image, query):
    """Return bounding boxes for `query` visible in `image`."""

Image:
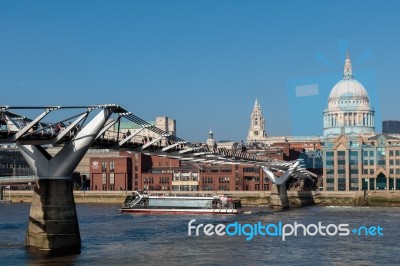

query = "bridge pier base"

[26,179,80,251]
[269,184,289,209]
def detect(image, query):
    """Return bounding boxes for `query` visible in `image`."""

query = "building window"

[102,173,107,185]
[350,178,358,190]
[350,158,358,165]
[326,178,334,191]
[362,178,368,190]
[219,177,230,183]
[217,185,228,191]
[326,160,334,167]
[160,177,169,184]
[102,162,107,172]
[202,177,213,183]
[396,151,400,156]
[369,179,375,190]
[377,147,385,157]
[110,173,115,185]
[369,151,374,157]
[337,151,345,160]
[351,169,358,174]
[338,178,346,191]
[326,169,334,174]
[110,161,115,172]
[389,150,394,156]
[350,150,358,158]
[144,177,154,184]
[370,169,374,175]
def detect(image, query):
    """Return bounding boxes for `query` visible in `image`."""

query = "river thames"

[1,203,399,265]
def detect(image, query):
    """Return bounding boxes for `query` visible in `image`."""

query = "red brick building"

[90,152,276,192]
[90,156,132,191]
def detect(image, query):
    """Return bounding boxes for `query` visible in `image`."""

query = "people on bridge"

[54,123,61,133]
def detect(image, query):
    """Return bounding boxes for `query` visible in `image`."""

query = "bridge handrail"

[0,175,38,181]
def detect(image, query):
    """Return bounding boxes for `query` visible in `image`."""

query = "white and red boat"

[119,190,243,214]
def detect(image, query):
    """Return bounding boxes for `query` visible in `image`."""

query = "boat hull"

[118,208,240,215]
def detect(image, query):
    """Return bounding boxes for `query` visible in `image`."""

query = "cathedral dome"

[323,51,375,136]
[329,79,369,100]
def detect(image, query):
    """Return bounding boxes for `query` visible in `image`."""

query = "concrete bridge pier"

[26,179,80,251]
[17,107,114,251]
[269,184,289,209]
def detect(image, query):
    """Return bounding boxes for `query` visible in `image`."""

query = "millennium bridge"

[0,104,316,252]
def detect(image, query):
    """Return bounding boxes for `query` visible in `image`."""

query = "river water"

[0,203,399,265]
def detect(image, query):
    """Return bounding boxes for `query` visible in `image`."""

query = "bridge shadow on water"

[295,191,317,207]
[26,247,80,263]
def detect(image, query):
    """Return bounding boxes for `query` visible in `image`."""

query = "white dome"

[323,51,375,137]
[329,78,369,100]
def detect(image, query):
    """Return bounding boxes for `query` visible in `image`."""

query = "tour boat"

[119,190,243,214]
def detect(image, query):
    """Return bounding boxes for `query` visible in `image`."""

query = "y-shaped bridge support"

[17,108,114,251]
[261,161,299,209]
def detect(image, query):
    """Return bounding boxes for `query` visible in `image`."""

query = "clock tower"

[247,98,266,143]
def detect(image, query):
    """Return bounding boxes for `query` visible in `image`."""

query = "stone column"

[387,177,389,191]
[371,114,373,127]
[335,113,338,126]
[369,114,372,127]
[350,113,352,126]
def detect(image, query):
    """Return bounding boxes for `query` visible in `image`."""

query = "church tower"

[247,99,266,143]
[206,128,217,148]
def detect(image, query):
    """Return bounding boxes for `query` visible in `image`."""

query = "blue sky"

[1,0,400,141]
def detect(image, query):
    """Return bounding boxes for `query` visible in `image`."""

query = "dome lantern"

[343,51,353,80]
